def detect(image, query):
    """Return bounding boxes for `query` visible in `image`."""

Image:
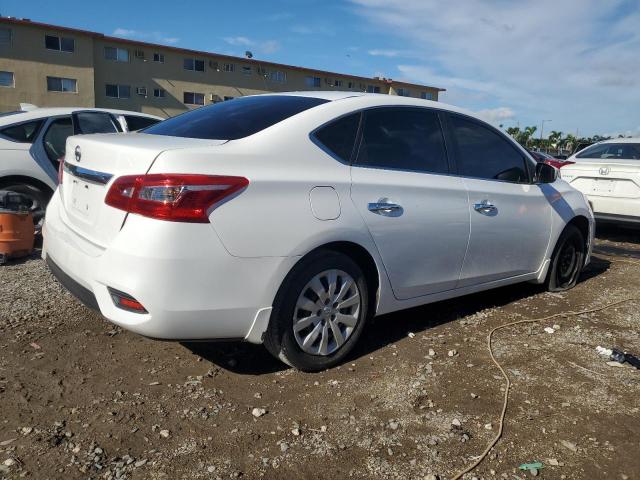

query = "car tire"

[0,181,52,230]
[545,224,585,292]
[264,250,369,372]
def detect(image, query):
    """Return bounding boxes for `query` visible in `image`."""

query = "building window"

[184,91,204,105]
[348,81,354,89]
[366,85,381,93]
[105,83,131,98]
[334,79,343,87]
[134,49,145,60]
[242,66,252,75]
[0,28,12,46]
[305,76,321,88]
[153,52,164,63]
[0,71,14,87]
[47,76,77,93]
[105,46,129,62]
[184,58,205,72]
[222,63,235,73]
[421,91,433,100]
[45,34,75,53]
[153,88,166,98]
[396,88,410,97]
[269,71,286,84]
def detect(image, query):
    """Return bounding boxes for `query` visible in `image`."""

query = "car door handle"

[473,200,498,215]
[368,202,402,215]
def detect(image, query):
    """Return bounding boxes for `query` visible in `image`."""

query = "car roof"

[596,137,640,144]
[259,90,475,117]
[0,107,163,126]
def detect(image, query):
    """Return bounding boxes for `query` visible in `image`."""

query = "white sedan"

[43,92,593,371]
[0,105,162,224]
[560,138,640,225]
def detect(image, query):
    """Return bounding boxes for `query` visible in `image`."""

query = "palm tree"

[548,130,562,150]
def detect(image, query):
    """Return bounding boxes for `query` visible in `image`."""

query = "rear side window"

[313,113,360,162]
[576,143,640,160]
[143,95,329,140]
[0,119,44,143]
[355,107,448,174]
[43,116,73,163]
[450,114,529,183]
[74,112,119,134]
[124,115,160,131]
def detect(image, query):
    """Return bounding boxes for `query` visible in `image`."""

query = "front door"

[447,113,551,286]
[350,107,470,299]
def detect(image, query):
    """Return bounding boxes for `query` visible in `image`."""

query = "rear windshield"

[577,143,640,160]
[143,95,329,140]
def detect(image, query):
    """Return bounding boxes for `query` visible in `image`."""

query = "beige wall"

[0,22,95,112]
[1,19,441,116]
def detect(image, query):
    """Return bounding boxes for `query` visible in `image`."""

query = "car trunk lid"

[59,133,225,248]
[561,158,640,199]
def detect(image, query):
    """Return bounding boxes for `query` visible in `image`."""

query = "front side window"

[184,92,205,105]
[0,119,44,143]
[124,115,160,131]
[105,84,130,98]
[355,107,448,174]
[576,143,640,160]
[105,46,129,62]
[43,116,73,163]
[47,76,77,92]
[74,112,119,134]
[450,114,529,183]
[0,71,14,87]
[145,95,329,140]
[45,34,75,52]
[313,113,360,163]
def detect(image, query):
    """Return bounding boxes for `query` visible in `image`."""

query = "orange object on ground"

[0,211,35,263]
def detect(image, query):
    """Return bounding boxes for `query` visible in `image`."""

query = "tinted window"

[45,35,60,50]
[355,108,448,174]
[43,116,73,163]
[576,143,640,160]
[74,112,119,134]
[313,113,360,162]
[144,95,329,140]
[451,115,528,183]
[0,120,43,143]
[125,115,160,131]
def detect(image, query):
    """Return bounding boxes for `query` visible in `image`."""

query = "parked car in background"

[43,92,593,371]
[560,138,640,226]
[0,105,162,225]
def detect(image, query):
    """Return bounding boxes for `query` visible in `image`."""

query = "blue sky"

[2,0,639,137]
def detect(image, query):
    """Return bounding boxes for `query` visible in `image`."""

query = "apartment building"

[0,17,444,117]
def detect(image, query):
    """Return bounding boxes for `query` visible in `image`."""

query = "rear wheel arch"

[0,175,54,197]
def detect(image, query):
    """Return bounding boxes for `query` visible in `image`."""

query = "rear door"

[446,113,551,286]
[350,107,470,299]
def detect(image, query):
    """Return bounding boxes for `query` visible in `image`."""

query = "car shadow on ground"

[183,256,611,375]
[596,224,640,245]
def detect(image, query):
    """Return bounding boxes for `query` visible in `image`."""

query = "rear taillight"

[57,157,65,184]
[105,174,249,223]
[545,159,575,169]
[108,287,147,313]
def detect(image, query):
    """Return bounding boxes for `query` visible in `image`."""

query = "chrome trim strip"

[63,162,113,185]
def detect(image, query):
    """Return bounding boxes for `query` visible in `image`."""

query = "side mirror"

[535,162,558,184]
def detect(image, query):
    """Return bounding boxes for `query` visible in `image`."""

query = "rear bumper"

[585,194,640,221]
[43,192,296,343]
[594,212,640,226]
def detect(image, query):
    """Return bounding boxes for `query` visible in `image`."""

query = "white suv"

[0,106,162,224]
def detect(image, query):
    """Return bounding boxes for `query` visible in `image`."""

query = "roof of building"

[0,16,445,92]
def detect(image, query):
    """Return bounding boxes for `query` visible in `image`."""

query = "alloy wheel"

[292,269,361,356]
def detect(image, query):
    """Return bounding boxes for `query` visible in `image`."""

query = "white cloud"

[368,49,402,58]
[290,24,335,36]
[349,0,640,136]
[474,107,516,125]
[112,28,178,45]
[222,36,280,55]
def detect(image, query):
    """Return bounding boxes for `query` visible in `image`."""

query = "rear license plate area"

[70,178,92,217]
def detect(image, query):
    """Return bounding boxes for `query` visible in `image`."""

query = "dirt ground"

[1,226,639,480]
